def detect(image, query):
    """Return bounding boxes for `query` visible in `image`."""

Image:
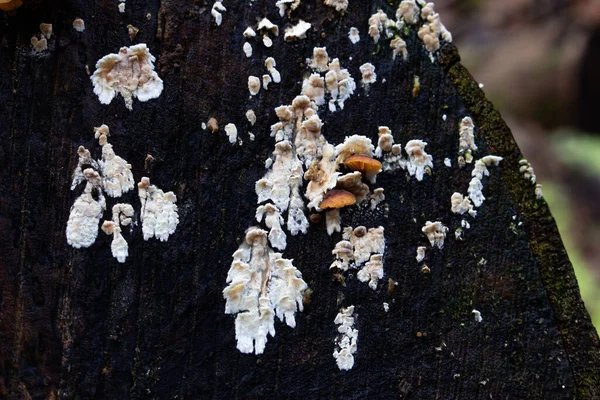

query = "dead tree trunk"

[0,0,598,399]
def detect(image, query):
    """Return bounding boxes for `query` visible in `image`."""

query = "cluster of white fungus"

[276,0,301,17]
[257,18,279,48]
[458,117,477,166]
[368,9,393,44]
[359,63,377,86]
[323,0,348,12]
[223,228,307,354]
[422,221,448,248]
[101,203,134,263]
[284,20,311,41]
[417,2,452,53]
[118,0,125,13]
[72,18,85,32]
[211,1,226,26]
[67,125,135,249]
[348,27,360,44]
[91,44,163,110]
[375,127,434,181]
[333,306,358,371]
[138,177,179,242]
[519,159,536,184]
[305,47,357,112]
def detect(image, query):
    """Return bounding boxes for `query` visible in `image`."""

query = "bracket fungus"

[333,306,358,371]
[101,203,134,263]
[284,20,311,41]
[422,221,448,248]
[343,154,382,184]
[458,117,477,164]
[91,44,163,110]
[211,1,226,26]
[224,123,238,144]
[276,0,301,17]
[405,139,433,181]
[243,42,252,58]
[359,63,377,85]
[357,254,384,290]
[257,18,279,47]
[223,228,308,354]
[248,76,261,96]
[348,27,360,44]
[138,177,179,242]
[66,168,106,249]
[73,18,85,32]
[265,57,281,83]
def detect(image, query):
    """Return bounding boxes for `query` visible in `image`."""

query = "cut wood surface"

[0,0,598,399]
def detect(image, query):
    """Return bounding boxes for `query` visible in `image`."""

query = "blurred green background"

[440,0,600,330]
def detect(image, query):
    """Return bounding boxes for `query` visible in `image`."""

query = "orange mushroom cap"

[0,0,22,11]
[344,154,382,174]
[319,189,356,210]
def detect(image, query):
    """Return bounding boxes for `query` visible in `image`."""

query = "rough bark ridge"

[0,0,598,399]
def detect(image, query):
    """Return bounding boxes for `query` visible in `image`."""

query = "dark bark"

[0,0,598,399]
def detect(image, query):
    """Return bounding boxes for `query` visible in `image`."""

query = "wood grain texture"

[0,0,598,399]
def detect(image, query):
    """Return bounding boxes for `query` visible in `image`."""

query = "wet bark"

[0,0,599,399]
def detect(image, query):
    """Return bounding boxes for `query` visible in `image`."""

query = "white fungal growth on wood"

[91,44,163,110]
[276,0,301,17]
[348,27,360,44]
[368,9,390,44]
[223,228,307,354]
[472,309,483,323]
[459,117,477,164]
[138,177,179,242]
[405,139,433,181]
[243,42,252,58]
[265,57,281,83]
[468,156,503,207]
[391,37,408,61]
[248,76,261,95]
[416,246,426,262]
[284,20,311,41]
[417,2,452,53]
[422,221,448,248]
[99,140,134,198]
[262,74,272,90]
[256,203,287,250]
[101,203,134,263]
[225,123,238,144]
[211,1,226,26]
[335,134,374,164]
[535,184,544,199]
[344,226,385,266]
[40,23,52,39]
[519,159,537,184]
[66,168,106,249]
[30,36,48,52]
[450,192,476,217]
[308,47,329,72]
[301,74,326,106]
[333,306,358,371]
[444,157,451,167]
[304,143,338,209]
[243,27,256,38]
[357,254,384,290]
[257,18,279,48]
[397,0,420,25]
[118,2,125,13]
[369,187,385,210]
[246,110,257,126]
[73,18,85,32]
[323,0,348,12]
[359,63,376,85]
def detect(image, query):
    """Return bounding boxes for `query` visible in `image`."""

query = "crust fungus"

[304,144,339,209]
[416,246,426,262]
[138,177,179,241]
[359,63,377,85]
[243,27,256,38]
[0,0,22,11]
[224,123,238,144]
[323,0,348,12]
[102,203,134,263]
[369,187,385,210]
[265,57,281,83]
[224,228,308,354]
[256,203,287,250]
[276,0,301,17]
[243,42,252,58]
[40,23,52,39]
[469,156,503,207]
[348,27,360,44]
[422,221,448,248]
[391,37,408,61]
[397,0,420,25]
[417,2,452,53]
[358,254,384,290]
[301,74,325,106]
[248,75,261,96]
[450,192,476,217]
[519,159,537,184]
[308,47,329,72]
[284,20,311,41]
[459,117,477,164]
[368,9,389,44]
[97,133,134,198]
[73,18,85,32]
[257,18,279,47]
[333,306,358,371]
[331,240,354,271]
[118,2,125,13]
[535,184,543,200]
[262,73,271,88]
[344,154,382,184]
[211,1,226,26]
[91,44,163,110]
[30,36,48,52]
[66,168,106,249]
[405,139,433,181]
[246,110,257,126]
[472,309,483,323]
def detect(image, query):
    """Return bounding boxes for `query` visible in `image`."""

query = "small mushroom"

[343,154,382,183]
[0,0,22,11]
[319,189,357,236]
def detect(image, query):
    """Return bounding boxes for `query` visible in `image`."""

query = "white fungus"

[211,1,226,26]
[118,2,125,13]
[324,0,348,12]
[357,253,384,290]
[248,76,261,96]
[405,139,433,181]
[257,18,279,48]
[243,27,256,38]
[333,306,358,371]
[359,63,376,85]
[519,159,537,184]
[308,47,329,72]
[417,2,452,53]
[256,203,287,250]
[284,20,311,41]
[368,9,391,44]
[459,117,477,164]
[101,203,134,263]
[223,228,307,354]
[369,187,385,210]
[450,192,476,217]
[468,156,503,207]
[225,123,238,144]
[422,221,448,248]
[73,18,85,32]
[383,302,389,312]
[444,157,451,167]
[397,1,420,25]
[348,27,360,44]
[30,36,48,52]
[276,0,301,17]
[91,44,163,110]
[416,246,426,262]
[138,177,179,242]
[243,42,252,58]
[472,309,483,323]
[40,23,52,39]
[66,168,106,249]
[391,37,408,61]
[246,109,257,126]
[265,57,281,83]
